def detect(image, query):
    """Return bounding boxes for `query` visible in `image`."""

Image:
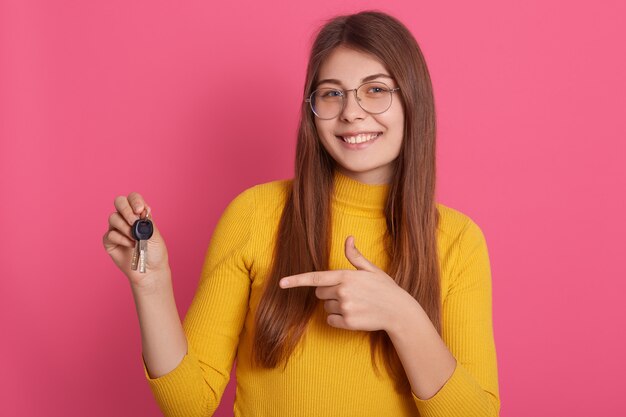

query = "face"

[313,46,404,184]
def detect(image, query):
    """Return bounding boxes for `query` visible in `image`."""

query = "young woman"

[103,11,500,417]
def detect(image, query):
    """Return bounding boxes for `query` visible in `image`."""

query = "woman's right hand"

[102,192,170,289]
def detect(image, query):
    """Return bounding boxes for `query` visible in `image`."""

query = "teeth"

[342,133,380,144]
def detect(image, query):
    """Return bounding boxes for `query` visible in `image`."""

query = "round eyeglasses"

[305,81,401,120]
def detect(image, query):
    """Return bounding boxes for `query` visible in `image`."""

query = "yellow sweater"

[144,170,500,416]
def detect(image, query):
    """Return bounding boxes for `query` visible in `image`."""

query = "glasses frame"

[305,81,401,120]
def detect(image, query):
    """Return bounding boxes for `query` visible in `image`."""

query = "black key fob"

[132,218,154,240]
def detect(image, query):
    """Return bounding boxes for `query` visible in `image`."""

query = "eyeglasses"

[305,81,401,120]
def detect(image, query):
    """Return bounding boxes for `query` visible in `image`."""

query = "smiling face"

[313,46,405,184]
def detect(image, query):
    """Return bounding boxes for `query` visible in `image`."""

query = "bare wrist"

[386,293,425,339]
[130,267,173,297]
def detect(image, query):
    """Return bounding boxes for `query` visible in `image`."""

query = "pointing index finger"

[279,270,343,288]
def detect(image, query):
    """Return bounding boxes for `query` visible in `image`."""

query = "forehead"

[317,46,388,85]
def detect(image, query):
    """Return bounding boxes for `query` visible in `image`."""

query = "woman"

[103,10,500,417]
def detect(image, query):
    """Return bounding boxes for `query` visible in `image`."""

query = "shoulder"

[211,178,292,250]
[436,202,487,247]
[248,177,292,203]
[225,177,292,219]
[436,203,491,279]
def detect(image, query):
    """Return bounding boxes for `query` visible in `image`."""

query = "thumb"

[344,236,377,272]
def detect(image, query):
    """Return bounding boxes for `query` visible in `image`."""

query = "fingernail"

[279,279,289,288]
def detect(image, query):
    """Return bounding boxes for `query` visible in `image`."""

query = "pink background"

[1,0,625,415]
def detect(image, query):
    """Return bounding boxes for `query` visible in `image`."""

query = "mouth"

[335,132,382,144]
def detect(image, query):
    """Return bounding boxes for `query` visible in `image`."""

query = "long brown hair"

[252,10,440,394]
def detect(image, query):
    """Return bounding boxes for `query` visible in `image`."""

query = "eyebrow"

[316,73,393,86]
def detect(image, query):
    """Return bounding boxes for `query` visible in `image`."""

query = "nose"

[340,89,366,122]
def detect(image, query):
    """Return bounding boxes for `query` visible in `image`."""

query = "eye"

[360,82,392,97]
[321,89,342,98]
[368,86,387,94]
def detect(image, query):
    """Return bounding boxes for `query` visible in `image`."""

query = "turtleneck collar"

[332,170,390,218]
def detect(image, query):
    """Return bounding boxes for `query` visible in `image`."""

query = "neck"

[334,166,393,185]
[332,169,390,218]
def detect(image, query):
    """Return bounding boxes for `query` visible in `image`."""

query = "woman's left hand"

[279,235,418,333]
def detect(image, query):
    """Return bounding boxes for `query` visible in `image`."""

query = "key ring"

[141,206,152,220]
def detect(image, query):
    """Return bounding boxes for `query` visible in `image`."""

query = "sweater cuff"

[412,361,495,417]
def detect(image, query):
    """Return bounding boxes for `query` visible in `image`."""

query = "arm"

[132,269,188,379]
[388,219,501,416]
[142,188,256,417]
[278,218,500,415]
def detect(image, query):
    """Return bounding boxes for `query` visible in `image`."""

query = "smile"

[337,132,382,144]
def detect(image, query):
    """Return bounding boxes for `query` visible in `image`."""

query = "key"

[131,218,154,273]
[131,239,140,270]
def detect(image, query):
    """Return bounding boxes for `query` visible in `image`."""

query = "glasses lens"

[308,82,395,119]
[311,88,343,119]
[356,82,393,114]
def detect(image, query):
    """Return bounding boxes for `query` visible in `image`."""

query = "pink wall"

[1,0,625,415]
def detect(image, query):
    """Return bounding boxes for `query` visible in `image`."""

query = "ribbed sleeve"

[143,187,255,417]
[412,218,500,416]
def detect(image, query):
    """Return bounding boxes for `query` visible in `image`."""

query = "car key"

[131,218,154,273]
[131,239,140,270]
